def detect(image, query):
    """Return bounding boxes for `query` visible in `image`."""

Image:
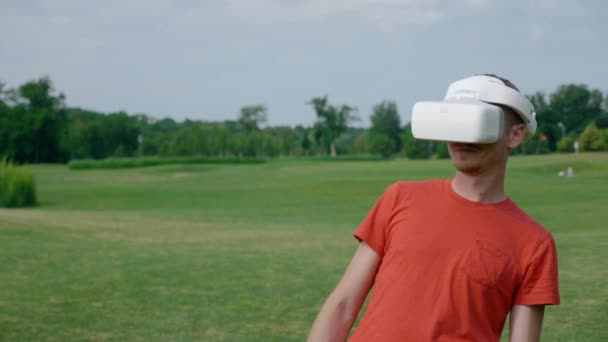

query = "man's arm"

[307,241,381,342]
[509,304,545,342]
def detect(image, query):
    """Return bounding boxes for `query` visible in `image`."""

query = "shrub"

[556,134,577,153]
[0,159,37,208]
[350,132,370,155]
[579,122,606,151]
[369,134,396,159]
[516,136,551,155]
[402,125,431,160]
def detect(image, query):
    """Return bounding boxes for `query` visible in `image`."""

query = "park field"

[1,153,607,341]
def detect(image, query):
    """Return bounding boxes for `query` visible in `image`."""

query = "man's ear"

[507,124,526,149]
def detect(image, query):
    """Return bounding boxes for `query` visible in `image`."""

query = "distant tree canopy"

[310,96,358,157]
[0,77,68,163]
[1,76,607,164]
[369,101,402,158]
[527,84,605,153]
[402,123,431,159]
[238,104,267,133]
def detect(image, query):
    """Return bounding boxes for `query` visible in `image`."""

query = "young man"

[307,75,560,341]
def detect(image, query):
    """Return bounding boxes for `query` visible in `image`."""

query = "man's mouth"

[451,143,482,152]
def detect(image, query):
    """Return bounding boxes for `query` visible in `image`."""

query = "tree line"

[1,76,607,164]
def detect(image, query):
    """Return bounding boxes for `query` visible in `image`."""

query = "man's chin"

[451,160,482,175]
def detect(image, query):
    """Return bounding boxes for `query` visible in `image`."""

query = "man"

[307,75,560,341]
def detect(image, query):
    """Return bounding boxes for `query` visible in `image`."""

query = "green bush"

[369,133,397,159]
[68,156,266,170]
[0,159,37,208]
[579,122,606,152]
[402,125,431,160]
[516,136,551,155]
[556,134,577,153]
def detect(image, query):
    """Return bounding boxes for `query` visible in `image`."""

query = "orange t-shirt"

[351,180,560,341]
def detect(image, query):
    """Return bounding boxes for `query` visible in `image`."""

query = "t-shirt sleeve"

[513,234,560,306]
[353,182,400,258]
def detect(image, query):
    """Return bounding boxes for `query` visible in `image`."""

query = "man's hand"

[307,242,381,342]
[509,304,545,342]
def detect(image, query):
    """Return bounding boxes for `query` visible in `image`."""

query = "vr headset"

[411,75,537,143]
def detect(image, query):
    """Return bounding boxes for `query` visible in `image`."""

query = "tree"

[241,131,265,157]
[0,81,6,108]
[266,126,297,156]
[152,118,179,133]
[171,122,205,156]
[9,74,608,162]
[369,101,402,158]
[209,123,233,156]
[516,133,550,155]
[309,96,358,157]
[0,84,9,159]
[236,105,268,157]
[556,134,577,153]
[601,95,608,128]
[19,77,65,111]
[596,112,608,129]
[527,86,605,152]
[435,142,450,159]
[238,105,267,133]
[300,129,312,155]
[335,128,365,155]
[549,84,603,135]
[402,123,430,159]
[0,77,68,163]
[351,131,370,155]
[579,122,606,151]
[527,91,559,152]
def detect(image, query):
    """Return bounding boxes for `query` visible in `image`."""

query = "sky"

[1,0,607,127]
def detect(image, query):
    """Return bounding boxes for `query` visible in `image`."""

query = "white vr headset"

[411,75,537,143]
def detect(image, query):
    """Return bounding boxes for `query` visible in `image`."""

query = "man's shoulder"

[502,200,554,242]
[377,179,447,208]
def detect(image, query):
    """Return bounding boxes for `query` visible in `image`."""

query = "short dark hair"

[479,73,524,126]
[480,73,520,92]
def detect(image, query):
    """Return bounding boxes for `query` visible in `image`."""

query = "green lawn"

[1,153,607,341]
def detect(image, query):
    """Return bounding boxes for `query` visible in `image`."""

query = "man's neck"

[451,167,507,204]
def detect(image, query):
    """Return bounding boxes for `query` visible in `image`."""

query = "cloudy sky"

[1,0,606,127]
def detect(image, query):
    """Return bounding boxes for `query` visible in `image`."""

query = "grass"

[0,153,607,341]
[68,156,266,170]
[277,154,386,161]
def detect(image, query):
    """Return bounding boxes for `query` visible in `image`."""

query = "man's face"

[448,140,507,175]
[448,108,525,175]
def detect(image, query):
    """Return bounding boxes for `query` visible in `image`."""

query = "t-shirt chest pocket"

[457,239,515,290]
